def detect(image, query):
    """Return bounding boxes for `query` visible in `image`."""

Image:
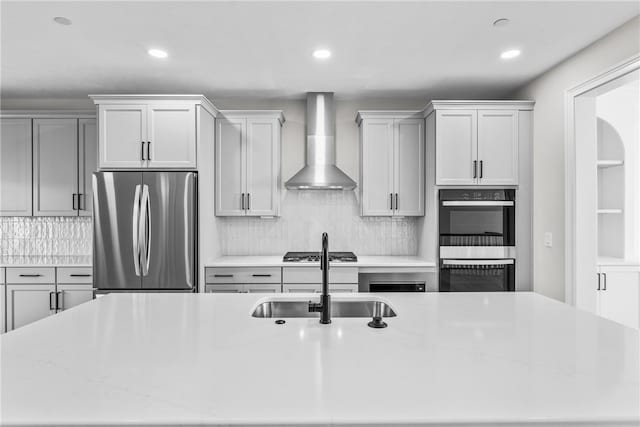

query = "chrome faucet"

[309,232,331,324]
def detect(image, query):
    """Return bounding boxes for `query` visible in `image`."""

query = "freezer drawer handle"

[19,274,42,277]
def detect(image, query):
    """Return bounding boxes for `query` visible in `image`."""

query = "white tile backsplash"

[0,217,92,263]
[218,191,417,255]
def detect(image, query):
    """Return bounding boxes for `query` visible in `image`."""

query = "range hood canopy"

[285,92,357,190]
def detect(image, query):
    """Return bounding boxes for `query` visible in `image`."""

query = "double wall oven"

[439,189,516,292]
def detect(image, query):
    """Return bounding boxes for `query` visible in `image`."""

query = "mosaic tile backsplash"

[218,190,418,255]
[0,217,92,264]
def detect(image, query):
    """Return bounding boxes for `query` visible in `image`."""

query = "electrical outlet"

[544,232,553,248]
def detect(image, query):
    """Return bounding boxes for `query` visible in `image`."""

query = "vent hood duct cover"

[285,92,357,190]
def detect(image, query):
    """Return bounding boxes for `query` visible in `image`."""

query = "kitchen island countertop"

[1,292,638,426]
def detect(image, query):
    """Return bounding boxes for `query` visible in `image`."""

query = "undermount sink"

[251,297,397,319]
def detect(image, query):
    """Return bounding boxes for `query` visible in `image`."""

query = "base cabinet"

[4,267,94,332]
[597,266,640,329]
[205,284,281,293]
[283,284,358,293]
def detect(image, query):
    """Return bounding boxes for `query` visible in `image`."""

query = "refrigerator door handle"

[132,184,142,276]
[140,184,151,276]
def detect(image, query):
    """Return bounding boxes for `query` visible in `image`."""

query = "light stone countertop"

[207,255,436,268]
[1,292,638,426]
[0,256,92,268]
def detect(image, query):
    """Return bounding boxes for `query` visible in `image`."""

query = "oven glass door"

[439,190,515,246]
[439,259,515,292]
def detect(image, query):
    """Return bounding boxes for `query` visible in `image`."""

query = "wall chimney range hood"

[285,92,357,190]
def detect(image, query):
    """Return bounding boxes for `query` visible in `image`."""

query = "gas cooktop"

[283,252,358,263]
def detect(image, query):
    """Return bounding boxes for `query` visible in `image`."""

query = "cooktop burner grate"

[283,252,358,262]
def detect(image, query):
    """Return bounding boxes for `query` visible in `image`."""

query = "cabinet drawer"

[283,267,358,284]
[57,267,93,284]
[283,283,358,293]
[6,267,55,284]
[205,267,281,284]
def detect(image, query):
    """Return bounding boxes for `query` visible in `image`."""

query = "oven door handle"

[441,201,514,207]
[442,259,515,266]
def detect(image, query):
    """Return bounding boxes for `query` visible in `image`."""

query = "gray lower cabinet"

[205,284,281,293]
[282,284,358,293]
[0,118,32,216]
[4,267,94,332]
[205,267,282,293]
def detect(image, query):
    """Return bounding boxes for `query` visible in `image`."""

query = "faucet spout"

[309,232,331,324]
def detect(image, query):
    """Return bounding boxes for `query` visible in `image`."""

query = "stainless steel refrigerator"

[93,171,197,292]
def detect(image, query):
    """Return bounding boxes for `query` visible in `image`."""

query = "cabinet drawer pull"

[70,274,92,277]
[19,274,42,277]
[252,274,272,277]
[214,274,234,278]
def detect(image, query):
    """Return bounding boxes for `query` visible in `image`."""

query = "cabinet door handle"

[56,291,64,311]
[390,193,393,210]
[479,160,484,179]
[214,274,234,278]
[394,193,399,210]
[247,193,250,210]
[141,141,146,160]
[252,274,272,277]
[473,160,477,179]
[597,273,601,290]
[49,292,55,310]
[19,274,42,277]
[147,141,151,161]
[603,273,607,291]
[241,193,245,210]
[72,193,77,210]
[70,274,91,277]
[79,193,85,211]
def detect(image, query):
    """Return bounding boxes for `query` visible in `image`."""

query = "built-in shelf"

[597,160,624,168]
[597,208,623,214]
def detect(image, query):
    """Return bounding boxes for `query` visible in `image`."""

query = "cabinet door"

[598,269,640,329]
[435,110,477,185]
[78,119,97,216]
[33,119,78,216]
[477,110,518,185]
[0,118,32,216]
[394,118,424,216]
[330,284,359,293]
[1,283,5,334]
[98,104,147,168]
[205,284,245,293]
[6,284,56,331]
[283,284,321,293]
[245,284,281,293]
[361,119,394,216]
[56,284,94,312]
[245,118,279,216]
[147,104,196,168]
[216,118,246,216]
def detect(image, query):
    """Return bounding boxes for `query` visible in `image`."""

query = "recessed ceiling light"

[500,49,521,60]
[148,48,168,59]
[493,18,510,28]
[53,16,72,26]
[313,49,331,59]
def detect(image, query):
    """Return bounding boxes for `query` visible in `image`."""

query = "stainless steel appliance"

[360,273,426,292]
[439,189,516,292]
[93,171,197,292]
[283,251,357,262]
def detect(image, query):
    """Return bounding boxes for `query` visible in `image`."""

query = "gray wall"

[512,16,640,302]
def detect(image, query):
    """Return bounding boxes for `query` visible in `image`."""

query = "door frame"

[564,54,639,306]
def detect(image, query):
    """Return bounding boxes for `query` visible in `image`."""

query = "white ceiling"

[1,1,638,101]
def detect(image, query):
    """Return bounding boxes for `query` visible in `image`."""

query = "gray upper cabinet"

[357,112,425,217]
[426,101,534,186]
[33,119,79,216]
[79,119,97,216]
[33,118,97,217]
[215,111,283,217]
[0,118,32,216]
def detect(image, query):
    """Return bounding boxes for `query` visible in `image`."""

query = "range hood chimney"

[285,92,356,190]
